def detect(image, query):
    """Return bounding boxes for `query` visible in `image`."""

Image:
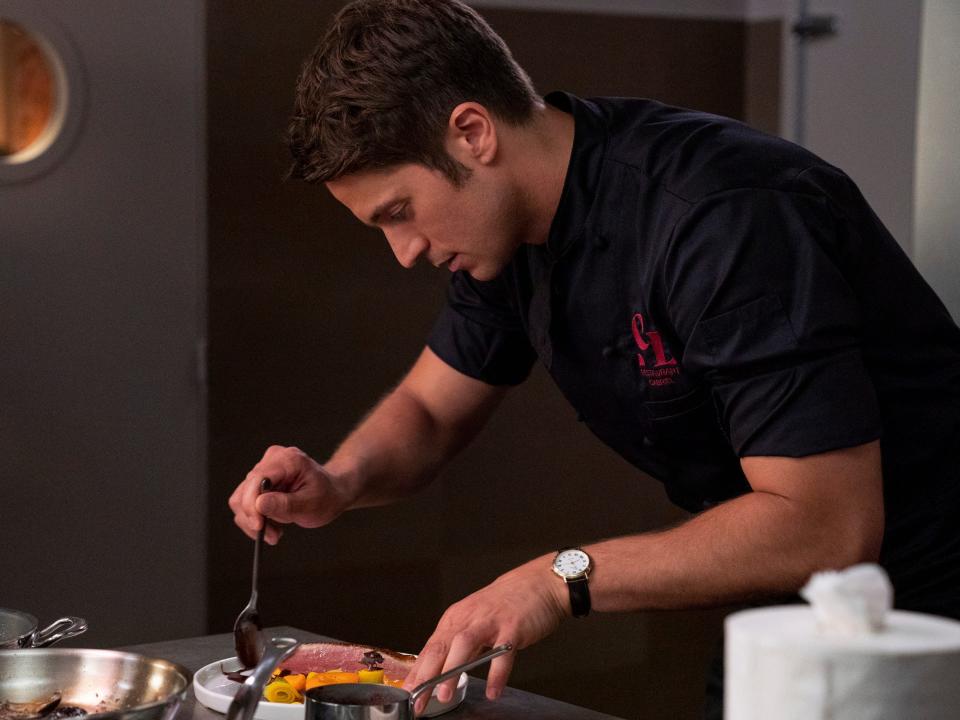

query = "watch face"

[554,548,590,578]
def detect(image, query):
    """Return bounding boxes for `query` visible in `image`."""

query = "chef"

[229,0,960,716]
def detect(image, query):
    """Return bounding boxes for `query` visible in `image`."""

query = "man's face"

[326,163,524,282]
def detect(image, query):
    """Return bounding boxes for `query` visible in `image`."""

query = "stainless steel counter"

[120,627,626,720]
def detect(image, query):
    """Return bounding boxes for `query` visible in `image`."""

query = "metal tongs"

[226,637,301,720]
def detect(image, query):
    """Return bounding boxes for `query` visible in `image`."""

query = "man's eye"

[388,205,407,222]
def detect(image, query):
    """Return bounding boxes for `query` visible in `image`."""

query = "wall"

[914,0,960,321]
[204,3,778,719]
[777,0,959,319]
[792,0,923,254]
[0,0,207,647]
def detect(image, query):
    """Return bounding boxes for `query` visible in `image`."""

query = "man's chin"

[464,266,499,282]
[462,258,512,282]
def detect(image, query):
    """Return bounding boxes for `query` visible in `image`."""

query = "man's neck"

[505,103,575,246]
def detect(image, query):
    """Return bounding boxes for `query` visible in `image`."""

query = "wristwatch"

[552,547,592,618]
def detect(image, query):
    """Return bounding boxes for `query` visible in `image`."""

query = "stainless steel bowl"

[0,608,88,649]
[0,648,190,720]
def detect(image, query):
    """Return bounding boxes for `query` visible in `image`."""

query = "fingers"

[405,637,449,715]
[255,492,291,545]
[405,629,517,715]
[484,642,516,701]
[256,490,291,520]
[228,445,316,542]
[228,478,260,539]
[435,631,479,704]
[230,469,270,535]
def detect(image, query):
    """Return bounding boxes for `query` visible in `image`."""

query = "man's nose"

[384,229,428,268]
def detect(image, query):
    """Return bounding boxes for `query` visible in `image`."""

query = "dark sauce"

[0,704,86,720]
[308,685,408,706]
[49,707,86,719]
[220,665,288,684]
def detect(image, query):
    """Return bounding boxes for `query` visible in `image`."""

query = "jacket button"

[594,234,609,250]
[601,345,615,358]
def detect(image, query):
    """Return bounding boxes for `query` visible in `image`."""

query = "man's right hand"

[229,445,353,545]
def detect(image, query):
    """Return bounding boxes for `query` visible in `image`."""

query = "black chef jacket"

[427,92,960,618]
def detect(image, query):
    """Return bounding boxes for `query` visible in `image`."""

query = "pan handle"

[31,617,89,647]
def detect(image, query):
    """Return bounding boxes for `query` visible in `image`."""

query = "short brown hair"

[287,0,539,185]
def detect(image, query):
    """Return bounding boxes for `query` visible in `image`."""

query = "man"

[229,0,960,716]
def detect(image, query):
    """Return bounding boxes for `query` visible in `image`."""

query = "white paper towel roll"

[725,606,960,720]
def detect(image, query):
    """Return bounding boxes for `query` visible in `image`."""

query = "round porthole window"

[0,7,84,183]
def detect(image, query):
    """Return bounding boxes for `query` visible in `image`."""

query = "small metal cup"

[305,684,414,720]
[304,643,512,720]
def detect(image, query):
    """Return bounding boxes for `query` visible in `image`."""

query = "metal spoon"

[30,693,62,720]
[233,477,272,668]
[3,692,62,720]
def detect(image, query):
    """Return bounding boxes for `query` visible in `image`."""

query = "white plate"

[193,657,467,719]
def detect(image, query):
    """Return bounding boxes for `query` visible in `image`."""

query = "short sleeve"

[664,187,882,457]
[427,271,537,386]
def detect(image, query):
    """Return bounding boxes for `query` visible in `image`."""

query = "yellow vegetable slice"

[264,678,302,703]
[358,669,384,684]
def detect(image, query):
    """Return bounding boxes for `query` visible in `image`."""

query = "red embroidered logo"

[631,313,680,386]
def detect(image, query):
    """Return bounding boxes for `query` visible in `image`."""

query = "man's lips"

[433,254,460,271]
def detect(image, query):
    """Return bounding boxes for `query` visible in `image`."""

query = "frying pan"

[0,648,190,720]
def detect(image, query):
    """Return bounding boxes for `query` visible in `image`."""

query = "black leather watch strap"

[568,576,591,618]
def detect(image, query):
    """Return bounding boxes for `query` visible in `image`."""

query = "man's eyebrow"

[367,197,406,226]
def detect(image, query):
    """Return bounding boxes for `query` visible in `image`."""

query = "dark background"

[204,3,780,718]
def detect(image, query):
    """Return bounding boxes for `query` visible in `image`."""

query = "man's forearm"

[584,490,875,612]
[323,384,486,509]
[229,349,506,542]
[315,348,508,514]
[579,442,885,611]
[325,368,505,509]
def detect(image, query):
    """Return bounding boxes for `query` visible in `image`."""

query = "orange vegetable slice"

[283,674,306,692]
[305,671,360,690]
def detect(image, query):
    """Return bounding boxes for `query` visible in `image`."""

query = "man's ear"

[446,102,498,166]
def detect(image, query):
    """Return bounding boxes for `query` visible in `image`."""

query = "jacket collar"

[543,92,608,260]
